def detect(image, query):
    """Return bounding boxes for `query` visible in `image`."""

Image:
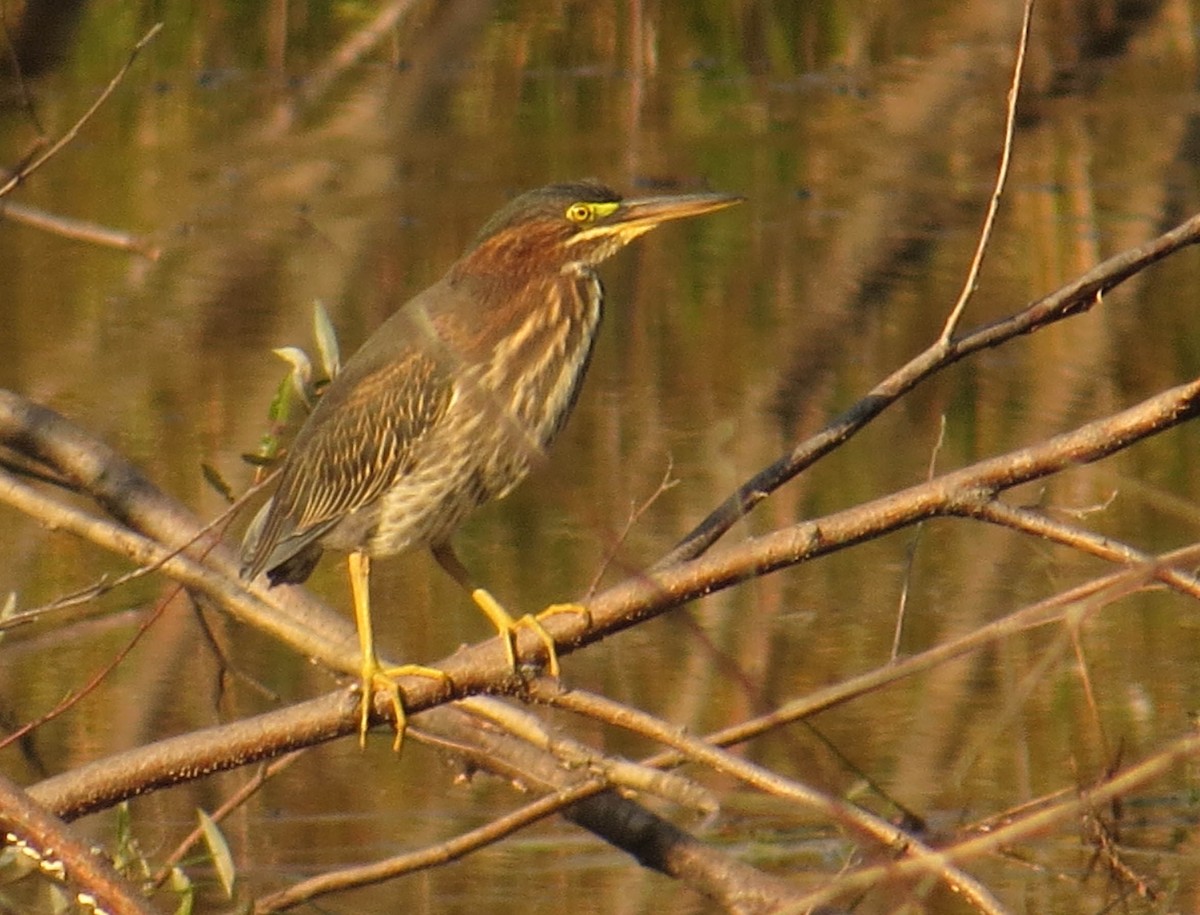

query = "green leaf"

[112,802,135,872]
[169,866,194,915]
[312,300,341,380]
[201,462,235,503]
[197,810,236,899]
[0,593,15,646]
[272,346,314,407]
[240,448,280,467]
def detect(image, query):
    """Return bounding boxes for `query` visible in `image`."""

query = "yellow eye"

[565,203,593,223]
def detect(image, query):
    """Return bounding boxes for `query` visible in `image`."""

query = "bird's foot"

[538,601,591,629]
[536,603,590,677]
[358,658,450,751]
[470,588,563,677]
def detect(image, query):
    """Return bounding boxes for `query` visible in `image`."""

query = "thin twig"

[189,591,282,704]
[0,199,160,258]
[0,583,175,752]
[0,22,163,200]
[892,413,947,659]
[585,459,678,599]
[150,750,305,889]
[252,780,602,913]
[938,0,1034,341]
[953,496,1200,600]
[1069,621,1110,761]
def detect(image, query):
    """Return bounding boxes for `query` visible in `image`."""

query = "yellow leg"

[348,551,448,751]
[431,543,568,678]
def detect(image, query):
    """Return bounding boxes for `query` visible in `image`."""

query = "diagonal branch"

[660,208,1200,568]
[24,375,1200,820]
[601,375,1200,645]
[529,683,1006,914]
[0,773,155,915]
[0,23,162,200]
[792,727,1200,910]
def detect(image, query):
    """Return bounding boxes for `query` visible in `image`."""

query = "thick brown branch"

[0,773,155,915]
[588,375,1200,643]
[29,692,356,819]
[661,208,1200,567]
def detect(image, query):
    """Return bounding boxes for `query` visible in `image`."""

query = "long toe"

[538,601,592,628]
[513,613,562,678]
[381,663,452,684]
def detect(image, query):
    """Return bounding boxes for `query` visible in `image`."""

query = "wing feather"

[241,346,454,580]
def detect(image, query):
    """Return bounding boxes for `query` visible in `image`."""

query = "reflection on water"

[3,1,1200,910]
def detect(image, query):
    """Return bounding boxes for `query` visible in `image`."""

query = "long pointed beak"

[612,191,744,230]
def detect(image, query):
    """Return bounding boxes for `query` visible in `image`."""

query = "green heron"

[240,180,741,745]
